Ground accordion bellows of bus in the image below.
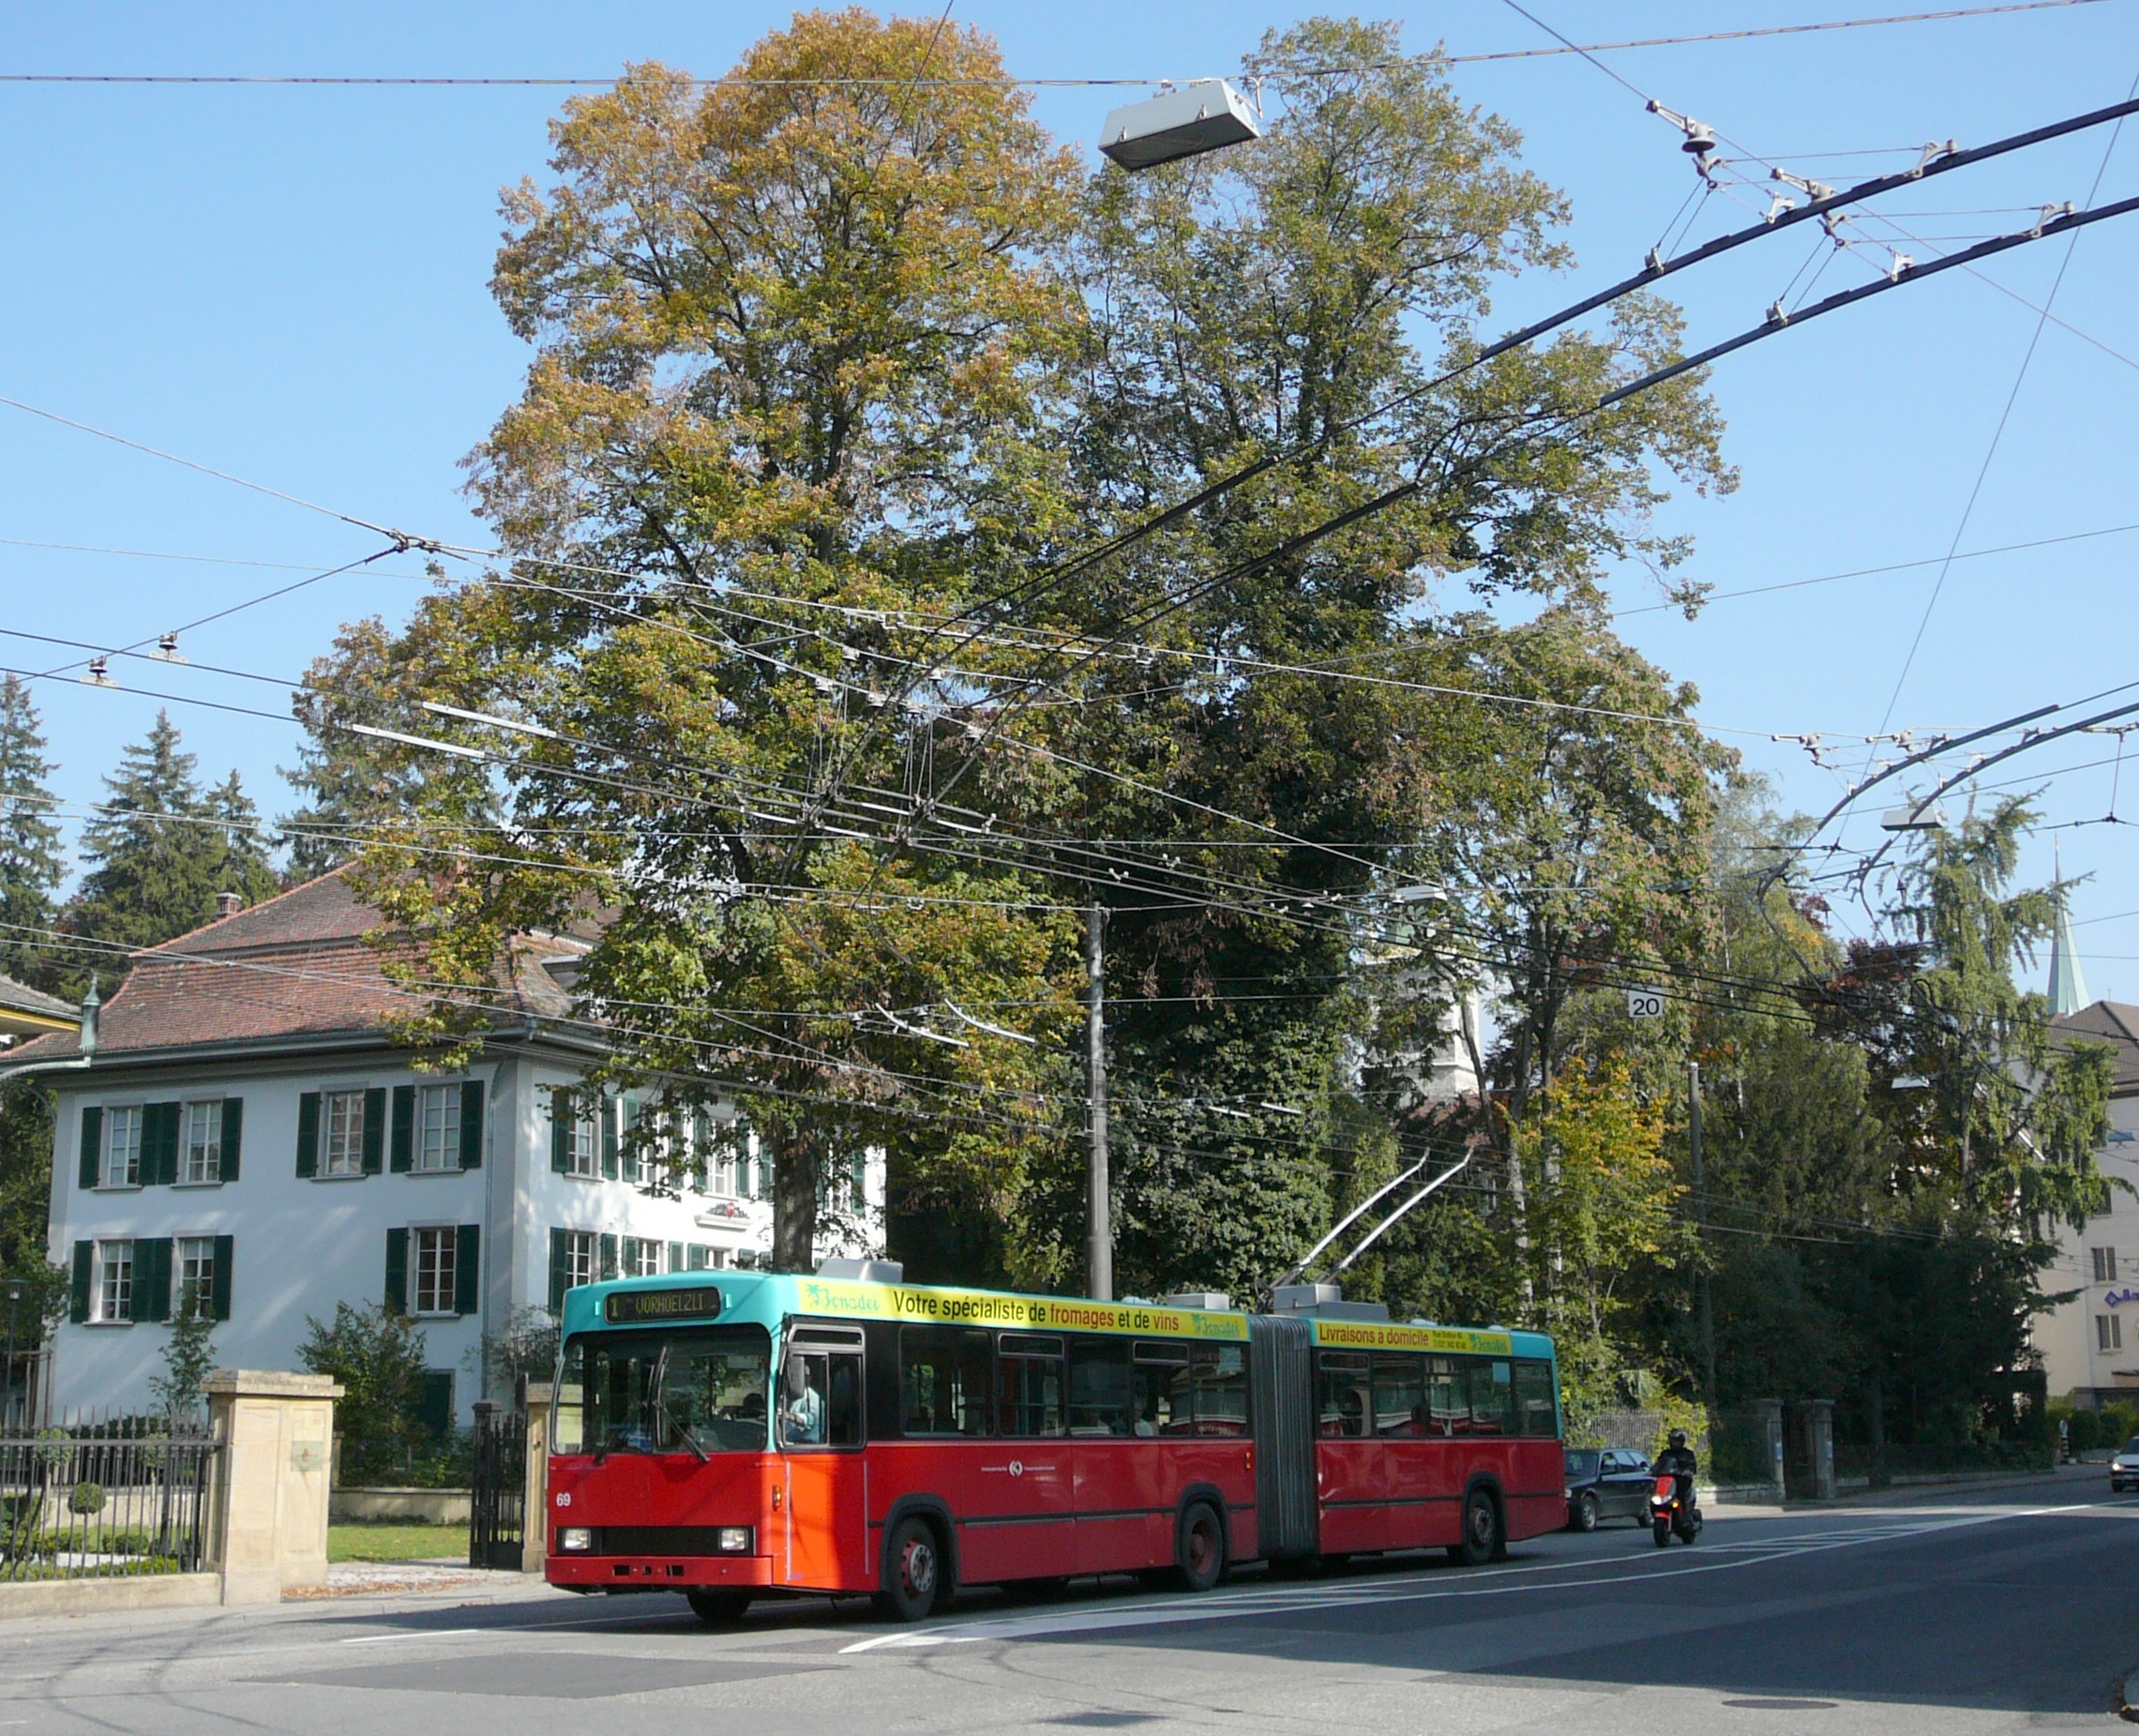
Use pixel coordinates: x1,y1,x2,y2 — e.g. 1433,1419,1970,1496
544,1264,1562,1621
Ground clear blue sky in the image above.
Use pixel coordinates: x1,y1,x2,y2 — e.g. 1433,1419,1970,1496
3,2,2135,992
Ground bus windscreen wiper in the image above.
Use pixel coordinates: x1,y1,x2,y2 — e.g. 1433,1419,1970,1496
650,1346,711,1464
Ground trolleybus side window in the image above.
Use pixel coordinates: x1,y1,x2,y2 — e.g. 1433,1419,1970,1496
1188,1343,1248,1436
1316,1351,1372,1438
997,1332,1064,1437
1512,1359,1559,1437
1469,1358,1514,1436
1068,1336,1135,1436
1372,1352,1425,1437
1424,1355,1464,1436
1131,1339,1190,1436
899,1325,992,1437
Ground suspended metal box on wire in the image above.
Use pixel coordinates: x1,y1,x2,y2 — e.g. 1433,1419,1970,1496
1098,79,1261,170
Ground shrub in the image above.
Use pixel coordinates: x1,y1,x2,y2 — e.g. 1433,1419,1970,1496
2068,1408,2103,1453
298,1302,431,1487
68,1481,104,1517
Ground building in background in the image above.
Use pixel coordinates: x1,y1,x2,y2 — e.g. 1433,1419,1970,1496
11,871,882,1424
2035,999,2139,1408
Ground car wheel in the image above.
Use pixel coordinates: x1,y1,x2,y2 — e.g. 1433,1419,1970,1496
872,1515,946,1623
1571,1491,1600,1533
1455,1487,1501,1567
685,1587,753,1624
1174,1502,1226,1593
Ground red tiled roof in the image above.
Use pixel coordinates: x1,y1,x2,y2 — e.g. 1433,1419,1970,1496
9,868,588,1062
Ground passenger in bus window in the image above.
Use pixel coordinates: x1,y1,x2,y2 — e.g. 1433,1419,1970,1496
783,1355,827,1445
1069,1338,1135,1435
1316,1352,1371,1438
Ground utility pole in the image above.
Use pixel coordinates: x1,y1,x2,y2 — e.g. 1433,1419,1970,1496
1085,899,1112,1301
1690,1060,1715,1406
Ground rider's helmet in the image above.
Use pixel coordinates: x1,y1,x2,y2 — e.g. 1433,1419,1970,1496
1667,1428,1688,1449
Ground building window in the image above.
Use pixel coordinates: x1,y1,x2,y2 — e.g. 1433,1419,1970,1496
2095,1246,2119,1283
103,1107,142,1188
175,1236,217,1319
96,1239,134,1322
622,1236,664,1278
2099,1313,2124,1353
323,1089,368,1178
564,1230,597,1290
564,1100,599,1179
414,1084,461,1174
850,1150,868,1212
412,1227,459,1317
181,1101,223,1185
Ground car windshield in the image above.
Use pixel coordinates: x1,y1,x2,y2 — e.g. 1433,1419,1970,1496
2125,1436,2139,1453
552,1325,772,1457
1564,1449,1599,1475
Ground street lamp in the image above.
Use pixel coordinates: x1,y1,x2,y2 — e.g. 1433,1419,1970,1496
1098,79,1262,170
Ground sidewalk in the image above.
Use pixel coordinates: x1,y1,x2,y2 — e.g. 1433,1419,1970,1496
1710,1458,2101,1517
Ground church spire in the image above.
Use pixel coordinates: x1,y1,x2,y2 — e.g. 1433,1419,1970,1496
2049,838,2089,1017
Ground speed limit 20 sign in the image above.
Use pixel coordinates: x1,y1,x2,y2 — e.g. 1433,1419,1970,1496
1625,989,1666,1019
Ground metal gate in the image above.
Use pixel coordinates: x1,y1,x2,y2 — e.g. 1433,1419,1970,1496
468,1400,526,1570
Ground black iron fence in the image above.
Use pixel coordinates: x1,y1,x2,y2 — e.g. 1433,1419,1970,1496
0,1412,218,1582
468,1400,526,1571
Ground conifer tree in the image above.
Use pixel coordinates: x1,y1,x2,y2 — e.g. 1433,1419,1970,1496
0,676,63,987
207,770,280,908
64,712,229,966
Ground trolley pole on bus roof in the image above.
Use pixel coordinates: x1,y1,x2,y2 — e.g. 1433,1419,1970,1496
1086,898,1113,1301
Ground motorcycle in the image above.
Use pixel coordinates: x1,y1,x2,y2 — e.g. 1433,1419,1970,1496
1649,1472,1702,1547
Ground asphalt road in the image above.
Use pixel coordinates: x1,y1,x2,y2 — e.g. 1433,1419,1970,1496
4,1467,2133,1734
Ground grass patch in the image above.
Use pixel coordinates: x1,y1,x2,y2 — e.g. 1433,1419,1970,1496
327,1521,467,1563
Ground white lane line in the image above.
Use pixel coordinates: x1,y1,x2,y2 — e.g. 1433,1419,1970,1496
339,1626,479,1645
840,1502,2091,1653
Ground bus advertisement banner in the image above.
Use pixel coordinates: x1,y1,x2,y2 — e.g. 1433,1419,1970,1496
792,1277,1249,1340
1308,1320,1514,1355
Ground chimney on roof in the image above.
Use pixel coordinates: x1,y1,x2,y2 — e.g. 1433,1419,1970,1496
215,891,245,920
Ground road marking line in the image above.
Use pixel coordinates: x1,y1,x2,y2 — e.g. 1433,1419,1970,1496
339,1626,479,1645
840,1502,2091,1653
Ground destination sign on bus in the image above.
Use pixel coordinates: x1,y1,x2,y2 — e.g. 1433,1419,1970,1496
1310,1320,1514,1355
605,1286,725,1325
794,1278,1248,1340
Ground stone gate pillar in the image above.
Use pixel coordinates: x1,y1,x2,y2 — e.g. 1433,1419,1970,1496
1757,1399,1785,1501
205,1370,343,1605
520,1381,552,1575
1806,1398,1836,1501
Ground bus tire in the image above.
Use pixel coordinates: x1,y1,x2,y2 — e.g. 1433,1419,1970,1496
874,1515,947,1623
1454,1487,1501,1567
1173,1501,1226,1593
685,1588,753,1624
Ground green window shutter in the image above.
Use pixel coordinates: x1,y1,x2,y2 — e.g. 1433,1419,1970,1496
667,1241,685,1275
219,1098,241,1181
549,1228,569,1314
295,1092,320,1178
416,1370,455,1439
144,1103,181,1186
69,1242,92,1322
455,1224,481,1316
134,1238,173,1323
598,1232,618,1281
78,1107,101,1190
459,1079,484,1170
384,1227,408,1316
362,1087,387,1175
210,1234,234,1321
600,1098,619,1180
550,1089,573,1172
388,1085,414,1173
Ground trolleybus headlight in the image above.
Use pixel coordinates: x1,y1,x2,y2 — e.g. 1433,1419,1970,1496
559,1528,594,1552
717,1526,753,1553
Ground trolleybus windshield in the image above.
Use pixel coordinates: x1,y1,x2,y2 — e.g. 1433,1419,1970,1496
554,1325,771,1457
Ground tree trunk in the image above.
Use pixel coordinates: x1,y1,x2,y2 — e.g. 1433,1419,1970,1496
772,1125,820,1272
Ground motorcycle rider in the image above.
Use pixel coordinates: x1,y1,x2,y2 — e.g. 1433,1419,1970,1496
1656,1428,1699,1508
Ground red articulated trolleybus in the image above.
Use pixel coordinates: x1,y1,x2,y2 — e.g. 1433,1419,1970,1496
546,1260,1563,1623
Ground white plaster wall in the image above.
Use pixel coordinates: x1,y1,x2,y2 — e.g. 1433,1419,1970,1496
2034,1092,2139,1401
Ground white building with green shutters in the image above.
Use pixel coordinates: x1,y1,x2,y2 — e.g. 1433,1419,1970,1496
21,870,881,1425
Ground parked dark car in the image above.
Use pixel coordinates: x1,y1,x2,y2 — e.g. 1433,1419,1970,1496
1565,1446,1657,1531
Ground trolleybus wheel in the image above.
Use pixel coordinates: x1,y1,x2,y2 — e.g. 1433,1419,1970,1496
1451,1487,1501,1567
1174,1501,1226,1593
874,1515,946,1623
685,1588,753,1624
